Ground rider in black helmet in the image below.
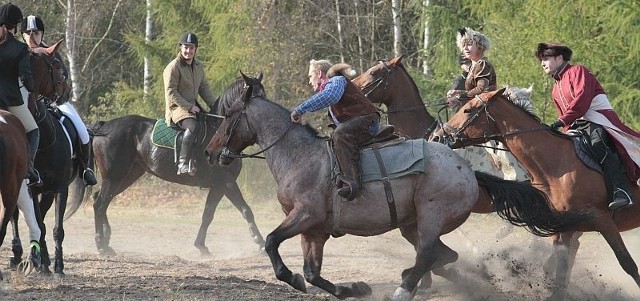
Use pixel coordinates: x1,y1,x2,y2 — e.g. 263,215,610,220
0,3,43,187
20,14,97,186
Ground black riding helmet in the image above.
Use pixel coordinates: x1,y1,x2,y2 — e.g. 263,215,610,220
0,2,23,29
179,32,198,46
21,15,44,33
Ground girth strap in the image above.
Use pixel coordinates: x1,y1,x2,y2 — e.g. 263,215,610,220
372,147,398,228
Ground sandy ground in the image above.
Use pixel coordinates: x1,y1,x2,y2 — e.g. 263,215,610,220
0,182,639,301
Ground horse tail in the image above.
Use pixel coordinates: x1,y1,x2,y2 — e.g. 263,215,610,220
88,120,108,137
65,135,95,220
475,171,591,237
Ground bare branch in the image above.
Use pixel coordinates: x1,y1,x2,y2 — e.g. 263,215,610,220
81,0,123,73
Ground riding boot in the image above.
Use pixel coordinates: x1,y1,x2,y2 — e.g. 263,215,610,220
334,145,362,201
25,129,43,187
78,142,97,186
601,151,635,211
177,129,196,176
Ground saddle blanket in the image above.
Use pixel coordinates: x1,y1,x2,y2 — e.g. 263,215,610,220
361,139,426,183
151,119,178,149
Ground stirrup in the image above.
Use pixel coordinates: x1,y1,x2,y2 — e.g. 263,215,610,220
177,162,190,175
608,188,634,211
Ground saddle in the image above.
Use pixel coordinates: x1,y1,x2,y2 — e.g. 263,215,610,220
151,118,210,164
566,130,603,174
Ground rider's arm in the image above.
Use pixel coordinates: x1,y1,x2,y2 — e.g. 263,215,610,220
18,47,34,92
293,76,346,115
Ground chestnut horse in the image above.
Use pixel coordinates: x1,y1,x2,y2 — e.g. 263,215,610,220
203,86,589,300
0,111,29,280
433,88,640,300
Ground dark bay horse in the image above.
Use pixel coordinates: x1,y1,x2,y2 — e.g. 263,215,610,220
0,111,30,280
65,72,267,257
10,40,79,277
204,88,589,300
433,88,640,300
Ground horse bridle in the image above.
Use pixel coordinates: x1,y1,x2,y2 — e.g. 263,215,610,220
219,97,293,161
439,94,548,146
360,60,394,98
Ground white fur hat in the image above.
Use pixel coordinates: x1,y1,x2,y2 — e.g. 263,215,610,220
456,27,491,52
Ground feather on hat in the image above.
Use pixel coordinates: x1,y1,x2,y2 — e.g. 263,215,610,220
456,27,491,52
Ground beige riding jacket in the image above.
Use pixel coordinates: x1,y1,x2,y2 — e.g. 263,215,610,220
163,55,216,126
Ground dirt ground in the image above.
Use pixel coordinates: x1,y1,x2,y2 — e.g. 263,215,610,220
0,180,639,301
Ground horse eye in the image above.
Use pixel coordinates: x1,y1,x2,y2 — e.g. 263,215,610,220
463,109,472,114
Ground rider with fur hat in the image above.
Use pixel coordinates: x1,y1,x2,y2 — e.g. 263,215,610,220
290,59,381,201
20,14,97,186
536,42,640,211
446,27,497,111
0,3,42,187
163,32,217,175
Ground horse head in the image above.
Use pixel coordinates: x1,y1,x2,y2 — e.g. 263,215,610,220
29,39,70,109
431,88,507,148
214,70,265,116
352,55,404,102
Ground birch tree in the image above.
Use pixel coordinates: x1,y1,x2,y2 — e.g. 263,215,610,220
391,0,401,57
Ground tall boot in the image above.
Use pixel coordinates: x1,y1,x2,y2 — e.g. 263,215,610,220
78,142,97,186
177,129,196,176
334,144,362,201
601,151,635,211
25,129,42,187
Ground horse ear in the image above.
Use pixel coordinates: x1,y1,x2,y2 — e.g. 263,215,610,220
390,55,403,65
492,87,507,99
45,39,65,56
256,71,263,82
239,70,250,83
526,84,533,94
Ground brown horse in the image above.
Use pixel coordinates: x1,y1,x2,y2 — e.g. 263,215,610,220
433,88,640,300
203,85,590,300
0,110,30,280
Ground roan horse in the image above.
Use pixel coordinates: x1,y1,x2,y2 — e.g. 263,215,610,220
0,111,30,280
432,88,640,300
10,40,79,277
65,72,267,257
204,86,590,300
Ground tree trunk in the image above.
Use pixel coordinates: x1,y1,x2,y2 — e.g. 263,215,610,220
144,0,153,101
391,0,401,57
65,0,80,102
422,0,430,75
335,0,344,63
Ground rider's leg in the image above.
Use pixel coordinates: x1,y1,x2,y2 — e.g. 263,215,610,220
58,102,96,185
589,124,634,210
177,118,197,175
332,114,379,201
8,102,42,187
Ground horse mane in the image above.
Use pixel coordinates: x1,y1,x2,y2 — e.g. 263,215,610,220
215,77,249,115
252,97,323,139
501,86,541,123
396,62,422,101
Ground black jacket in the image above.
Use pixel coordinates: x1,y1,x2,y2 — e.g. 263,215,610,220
0,34,32,108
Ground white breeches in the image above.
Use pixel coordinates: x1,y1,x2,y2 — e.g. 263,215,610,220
58,102,90,144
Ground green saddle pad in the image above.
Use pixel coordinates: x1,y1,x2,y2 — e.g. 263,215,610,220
151,119,179,149
360,139,426,183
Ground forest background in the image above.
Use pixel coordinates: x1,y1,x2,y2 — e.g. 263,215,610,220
9,0,640,200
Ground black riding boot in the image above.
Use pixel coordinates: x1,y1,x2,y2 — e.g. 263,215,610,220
334,146,362,201
601,151,635,211
79,142,97,186
177,129,196,176
26,129,42,187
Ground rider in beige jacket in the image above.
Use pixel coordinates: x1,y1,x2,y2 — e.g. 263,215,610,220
163,32,216,175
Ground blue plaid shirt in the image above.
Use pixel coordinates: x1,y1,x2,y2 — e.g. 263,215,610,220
293,76,347,116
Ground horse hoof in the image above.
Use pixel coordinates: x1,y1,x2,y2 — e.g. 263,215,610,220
39,266,53,276
196,246,211,257
388,287,412,301
352,281,372,296
8,257,22,269
98,247,117,256
53,272,66,279
291,273,306,293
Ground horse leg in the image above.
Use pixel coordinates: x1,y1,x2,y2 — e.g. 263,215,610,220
265,207,320,293
543,231,581,301
38,191,55,275
51,189,68,277
301,232,372,299
599,222,640,287
193,187,225,256
9,209,23,268
0,188,19,280
223,180,265,251
392,223,441,301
